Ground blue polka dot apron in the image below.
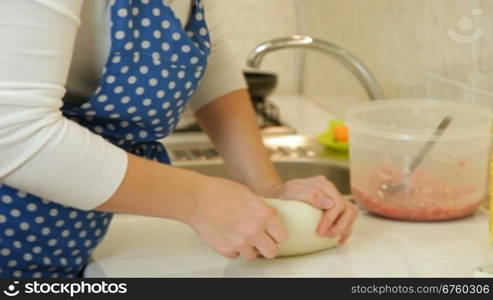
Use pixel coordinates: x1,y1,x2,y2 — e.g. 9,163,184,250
0,0,210,278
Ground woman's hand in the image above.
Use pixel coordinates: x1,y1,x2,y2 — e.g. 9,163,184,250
193,90,355,246
264,176,357,244
186,176,288,260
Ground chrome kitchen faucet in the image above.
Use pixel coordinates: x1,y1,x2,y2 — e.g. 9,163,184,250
247,35,385,100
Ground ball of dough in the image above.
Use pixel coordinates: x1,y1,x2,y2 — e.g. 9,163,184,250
264,198,340,257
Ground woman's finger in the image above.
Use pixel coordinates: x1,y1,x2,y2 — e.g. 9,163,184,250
214,241,240,259
291,176,344,210
339,228,353,245
275,181,334,209
308,176,345,205
222,251,240,259
316,200,344,236
265,215,288,244
253,233,279,259
327,204,357,237
239,246,258,261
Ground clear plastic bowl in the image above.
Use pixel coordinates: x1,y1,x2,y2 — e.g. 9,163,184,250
346,99,492,221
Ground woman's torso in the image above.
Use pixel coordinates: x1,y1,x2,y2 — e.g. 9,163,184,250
64,0,193,105
0,0,211,278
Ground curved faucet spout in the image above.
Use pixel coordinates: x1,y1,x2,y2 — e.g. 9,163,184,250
247,35,385,100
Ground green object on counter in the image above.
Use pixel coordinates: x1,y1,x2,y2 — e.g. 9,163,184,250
317,120,349,152
321,146,349,162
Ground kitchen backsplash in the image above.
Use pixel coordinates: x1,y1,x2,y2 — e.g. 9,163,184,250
209,0,304,95
301,0,493,115
210,0,493,117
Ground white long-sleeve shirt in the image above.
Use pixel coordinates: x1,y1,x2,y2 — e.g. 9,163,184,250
0,0,246,210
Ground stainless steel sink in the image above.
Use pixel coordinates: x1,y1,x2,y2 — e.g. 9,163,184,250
178,160,350,194
165,134,350,194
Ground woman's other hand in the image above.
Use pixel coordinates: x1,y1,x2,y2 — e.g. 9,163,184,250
264,176,357,244
186,176,288,260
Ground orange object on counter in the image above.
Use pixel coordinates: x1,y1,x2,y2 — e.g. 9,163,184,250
333,125,349,142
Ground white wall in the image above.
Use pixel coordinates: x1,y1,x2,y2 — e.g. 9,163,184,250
210,0,304,95
301,0,493,116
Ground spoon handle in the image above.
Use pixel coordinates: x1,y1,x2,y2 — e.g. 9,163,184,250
407,116,453,173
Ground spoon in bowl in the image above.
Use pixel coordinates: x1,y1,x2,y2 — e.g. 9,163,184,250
379,116,453,195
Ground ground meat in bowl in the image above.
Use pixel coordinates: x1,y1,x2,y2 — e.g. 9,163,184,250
351,167,484,221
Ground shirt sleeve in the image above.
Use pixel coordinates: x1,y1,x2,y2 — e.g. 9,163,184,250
187,0,248,112
0,0,128,210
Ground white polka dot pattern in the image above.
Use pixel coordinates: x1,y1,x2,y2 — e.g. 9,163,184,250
62,0,210,151
1,0,210,278
0,185,112,278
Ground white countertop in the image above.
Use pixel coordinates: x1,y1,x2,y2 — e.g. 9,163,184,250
84,207,493,278
85,95,493,277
